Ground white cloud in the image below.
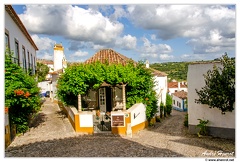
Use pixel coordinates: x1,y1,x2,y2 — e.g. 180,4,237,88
127,5,235,55
31,34,56,51
180,53,225,61
115,34,137,50
140,37,174,62
159,54,174,60
109,5,127,21
72,51,88,57
31,35,55,60
150,34,156,40
141,37,172,54
186,29,235,54
39,52,53,60
68,50,89,62
19,5,124,45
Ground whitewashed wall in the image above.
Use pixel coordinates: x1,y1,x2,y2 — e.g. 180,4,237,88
5,10,37,74
153,76,167,116
172,95,184,111
127,103,146,127
154,76,167,105
38,81,50,94
169,87,188,94
54,49,64,71
187,63,235,139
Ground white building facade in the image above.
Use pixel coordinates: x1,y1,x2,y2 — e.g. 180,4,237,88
5,5,38,75
168,81,188,95
146,61,168,116
187,62,235,140
172,91,187,112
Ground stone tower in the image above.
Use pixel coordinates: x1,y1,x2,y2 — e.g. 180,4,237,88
53,43,66,71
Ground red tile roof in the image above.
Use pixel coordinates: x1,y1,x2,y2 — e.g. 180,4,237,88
168,82,187,88
84,49,136,65
37,59,53,65
84,49,167,76
172,91,188,99
150,68,167,77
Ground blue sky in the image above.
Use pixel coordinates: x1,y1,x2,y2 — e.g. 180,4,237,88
10,4,236,63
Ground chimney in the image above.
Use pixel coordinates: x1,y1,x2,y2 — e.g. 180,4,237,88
178,82,180,91
146,60,149,68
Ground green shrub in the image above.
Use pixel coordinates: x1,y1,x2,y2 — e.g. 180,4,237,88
196,118,209,137
160,102,164,118
156,116,161,122
5,50,41,133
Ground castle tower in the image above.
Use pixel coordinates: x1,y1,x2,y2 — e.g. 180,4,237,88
53,43,65,71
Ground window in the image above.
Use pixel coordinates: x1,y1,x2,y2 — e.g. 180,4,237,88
173,100,175,105
27,51,30,69
114,86,123,101
14,39,19,65
5,29,10,51
22,46,27,72
5,33,10,49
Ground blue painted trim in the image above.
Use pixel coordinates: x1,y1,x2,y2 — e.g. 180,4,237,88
172,106,184,112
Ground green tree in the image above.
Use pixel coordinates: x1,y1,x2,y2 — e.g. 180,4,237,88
160,102,164,118
36,62,49,82
166,93,172,115
57,61,158,120
195,53,235,114
5,50,41,133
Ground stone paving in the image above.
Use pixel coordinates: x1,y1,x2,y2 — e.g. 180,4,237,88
5,99,235,158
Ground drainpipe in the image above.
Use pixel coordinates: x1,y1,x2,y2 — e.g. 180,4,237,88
78,94,82,112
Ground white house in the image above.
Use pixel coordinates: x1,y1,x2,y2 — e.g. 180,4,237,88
187,62,235,140
4,5,38,148
172,91,187,112
146,62,168,110
5,5,38,75
168,81,188,94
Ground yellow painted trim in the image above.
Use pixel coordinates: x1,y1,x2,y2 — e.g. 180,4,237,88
77,115,94,134
78,127,94,134
68,113,75,130
132,122,147,134
5,125,11,148
54,47,64,51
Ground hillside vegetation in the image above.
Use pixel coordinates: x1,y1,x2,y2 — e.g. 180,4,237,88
150,62,190,81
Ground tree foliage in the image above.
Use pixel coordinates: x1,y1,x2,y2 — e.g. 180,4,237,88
195,53,235,114
150,62,190,81
166,93,172,115
36,62,49,82
5,50,41,133
57,61,158,120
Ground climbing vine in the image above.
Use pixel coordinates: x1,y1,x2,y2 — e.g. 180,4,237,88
57,61,158,120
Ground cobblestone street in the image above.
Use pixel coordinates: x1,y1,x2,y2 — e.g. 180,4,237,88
5,99,235,158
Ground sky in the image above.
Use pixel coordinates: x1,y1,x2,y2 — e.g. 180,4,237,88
8,3,236,63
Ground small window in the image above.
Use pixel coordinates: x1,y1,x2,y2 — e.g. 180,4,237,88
5,33,10,49
14,39,19,65
22,46,27,72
